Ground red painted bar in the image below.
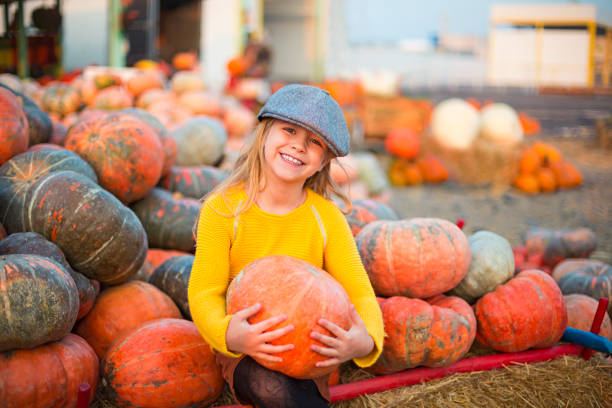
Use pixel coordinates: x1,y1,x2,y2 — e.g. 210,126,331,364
581,297,610,360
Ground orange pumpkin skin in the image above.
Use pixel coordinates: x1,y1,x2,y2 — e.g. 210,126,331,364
75,280,181,359
474,269,567,352
385,128,420,160
552,258,605,282
416,154,448,183
557,263,612,317
226,255,352,379
513,173,539,194
564,294,612,341
368,295,476,374
355,218,471,298
519,147,540,174
125,71,164,97
343,198,399,236
0,334,99,408
536,167,557,192
172,52,198,71
101,318,223,408
0,87,29,165
92,86,133,110
41,84,82,116
65,112,163,203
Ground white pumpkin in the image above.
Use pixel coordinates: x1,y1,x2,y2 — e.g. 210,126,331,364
170,71,206,95
479,103,524,146
449,230,514,303
431,98,479,150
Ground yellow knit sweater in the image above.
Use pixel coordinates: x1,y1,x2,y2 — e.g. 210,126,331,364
188,187,384,368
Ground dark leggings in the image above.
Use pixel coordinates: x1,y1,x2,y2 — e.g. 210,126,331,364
233,356,329,408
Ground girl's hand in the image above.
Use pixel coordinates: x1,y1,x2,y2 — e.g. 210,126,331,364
226,303,295,363
310,305,374,367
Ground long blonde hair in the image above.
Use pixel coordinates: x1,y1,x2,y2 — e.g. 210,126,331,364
198,118,352,219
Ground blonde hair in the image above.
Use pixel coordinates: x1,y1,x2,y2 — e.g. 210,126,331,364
195,118,352,226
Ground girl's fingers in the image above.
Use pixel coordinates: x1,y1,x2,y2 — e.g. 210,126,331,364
259,324,294,342
252,352,283,363
253,314,288,332
315,357,340,368
258,342,294,354
310,344,339,357
311,330,341,348
236,303,261,319
317,319,346,339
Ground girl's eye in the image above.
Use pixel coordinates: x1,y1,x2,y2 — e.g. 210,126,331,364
310,138,322,146
283,127,296,134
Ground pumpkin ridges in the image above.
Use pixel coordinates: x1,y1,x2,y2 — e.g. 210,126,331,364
101,318,223,408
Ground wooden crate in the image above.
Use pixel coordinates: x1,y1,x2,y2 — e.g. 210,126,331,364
359,95,432,139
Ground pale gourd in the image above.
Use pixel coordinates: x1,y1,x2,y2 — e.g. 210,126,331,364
449,230,514,303
431,98,479,150
479,103,524,146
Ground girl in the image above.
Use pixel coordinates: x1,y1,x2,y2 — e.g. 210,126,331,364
188,84,384,408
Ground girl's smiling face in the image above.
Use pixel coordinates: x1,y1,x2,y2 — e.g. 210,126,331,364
262,120,330,187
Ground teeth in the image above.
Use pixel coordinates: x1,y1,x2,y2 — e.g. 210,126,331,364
281,153,303,165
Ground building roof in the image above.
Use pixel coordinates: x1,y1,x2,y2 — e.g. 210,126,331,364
490,3,612,28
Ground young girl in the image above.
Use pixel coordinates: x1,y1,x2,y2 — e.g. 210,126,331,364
188,84,384,408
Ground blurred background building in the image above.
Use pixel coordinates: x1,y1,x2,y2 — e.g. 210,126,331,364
0,0,610,90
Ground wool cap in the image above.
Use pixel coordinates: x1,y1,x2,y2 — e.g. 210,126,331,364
257,84,350,156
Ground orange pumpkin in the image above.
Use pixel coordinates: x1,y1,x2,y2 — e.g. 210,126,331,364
0,334,99,408
227,56,250,77
403,162,423,185
172,52,198,71
65,112,163,203
474,269,567,352
0,87,29,165
416,154,448,183
552,258,605,283
532,141,562,165
388,159,409,186
385,128,420,160
564,294,612,341
226,255,352,379
101,318,223,408
125,71,164,97
513,173,539,194
536,167,557,192
93,73,122,90
40,84,82,117
355,218,471,298
519,147,540,174
75,280,181,359
92,86,133,110
368,294,476,374
518,112,541,135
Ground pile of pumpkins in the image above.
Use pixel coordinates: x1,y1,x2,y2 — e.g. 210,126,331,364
385,128,450,186
1,69,610,407
513,141,583,194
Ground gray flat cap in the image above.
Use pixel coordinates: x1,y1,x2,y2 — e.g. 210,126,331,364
257,84,350,156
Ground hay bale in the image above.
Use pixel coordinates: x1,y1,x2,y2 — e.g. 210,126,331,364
423,132,524,189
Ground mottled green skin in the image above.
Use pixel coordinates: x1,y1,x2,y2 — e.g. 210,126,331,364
150,255,194,319
0,254,79,351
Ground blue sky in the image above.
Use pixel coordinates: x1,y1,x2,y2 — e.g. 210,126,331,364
345,0,612,43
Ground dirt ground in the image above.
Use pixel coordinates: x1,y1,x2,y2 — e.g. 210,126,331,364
386,89,612,261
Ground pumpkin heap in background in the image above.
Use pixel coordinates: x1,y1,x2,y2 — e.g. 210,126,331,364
386,127,449,186
514,141,583,194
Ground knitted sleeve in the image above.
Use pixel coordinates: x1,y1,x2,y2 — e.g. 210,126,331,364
187,197,242,357
322,205,384,367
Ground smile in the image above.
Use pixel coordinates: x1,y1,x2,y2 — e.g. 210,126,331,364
280,153,304,166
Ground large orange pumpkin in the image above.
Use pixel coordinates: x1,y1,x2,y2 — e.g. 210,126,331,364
0,334,99,408
65,112,163,203
368,294,476,374
75,280,181,359
474,269,567,352
125,71,164,97
101,318,223,408
384,128,420,159
0,87,29,165
172,52,198,71
355,218,471,298
226,255,352,379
